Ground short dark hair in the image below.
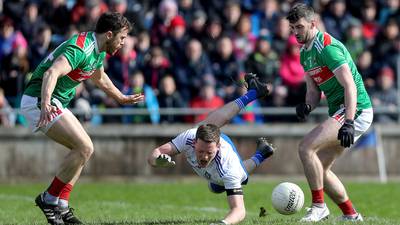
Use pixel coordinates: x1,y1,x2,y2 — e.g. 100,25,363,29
95,12,132,34
286,3,315,24
196,124,220,144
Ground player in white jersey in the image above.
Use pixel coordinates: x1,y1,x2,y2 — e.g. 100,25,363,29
148,74,275,225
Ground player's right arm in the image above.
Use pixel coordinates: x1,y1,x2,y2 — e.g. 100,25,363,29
304,74,321,110
37,55,72,127
148,142,179,167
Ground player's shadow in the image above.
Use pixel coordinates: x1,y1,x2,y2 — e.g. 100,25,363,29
86,218,216,225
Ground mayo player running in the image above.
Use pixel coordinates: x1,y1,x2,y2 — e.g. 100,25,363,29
21,12,143,225
148,74,275,225
286,4,373,222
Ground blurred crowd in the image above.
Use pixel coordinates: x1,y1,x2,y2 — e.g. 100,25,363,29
0,0,399,126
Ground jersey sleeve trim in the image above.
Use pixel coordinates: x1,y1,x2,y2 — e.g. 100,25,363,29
332,62,347,73
170,140,181,153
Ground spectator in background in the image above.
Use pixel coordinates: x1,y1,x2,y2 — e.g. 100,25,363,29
272,16,291,55
76,0,108,31
1,40,29,107
202,15,223,54
178,0,203,25
372,18,399,63
29,25,52,70
232,15,257,61
250,0,280,37
106,35,136,92
322,0,354,41
381,35,400,79
141,46,171,91
40,0,71,35
360,0,379,47
370,66,398,123
187,10,207,41
357,50,376,91
109,0,146,34
0,16,27,63
211,36,241,101
123,71,160,124
245,34,280,86
175,39,213,102
135,31,151,69
162,15,188,68
20,1,45,42
279,35,305,106
378,0,400,26
222,0,242,36
189,80,224,123
150,0,178,45
157,75,185,123
0,88,14,127
344,18,365,60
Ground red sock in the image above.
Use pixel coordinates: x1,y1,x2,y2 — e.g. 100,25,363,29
311,189,324,204
47,177,67,197
59,183,73,201
338,199,357,215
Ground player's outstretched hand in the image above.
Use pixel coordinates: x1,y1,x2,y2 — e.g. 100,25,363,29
155,154,176,168
296,103,312,122
37,103,59,128
337,119,355,148
119,93,145,105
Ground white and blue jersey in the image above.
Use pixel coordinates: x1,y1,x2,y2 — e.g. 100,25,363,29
171,128,248,189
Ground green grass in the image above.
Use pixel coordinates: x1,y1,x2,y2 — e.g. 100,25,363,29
0,179,398,225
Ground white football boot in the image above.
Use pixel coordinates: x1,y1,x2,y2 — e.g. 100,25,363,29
340,213,364,222
300,203,330,222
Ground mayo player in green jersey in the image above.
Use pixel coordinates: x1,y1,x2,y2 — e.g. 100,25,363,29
287,4,373,222
20,12,143,225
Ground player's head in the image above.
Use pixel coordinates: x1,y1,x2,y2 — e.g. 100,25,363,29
95,12,132,55
286,3,316,44
195,124,221,168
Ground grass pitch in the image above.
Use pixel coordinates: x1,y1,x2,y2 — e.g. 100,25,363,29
0,178,398,225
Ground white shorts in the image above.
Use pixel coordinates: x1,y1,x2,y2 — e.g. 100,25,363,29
20,95,69,133
332,108,373,142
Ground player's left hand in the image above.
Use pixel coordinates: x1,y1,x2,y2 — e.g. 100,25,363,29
119,94,144,105
337,119,355,148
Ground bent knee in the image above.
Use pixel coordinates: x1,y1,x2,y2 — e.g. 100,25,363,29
76,142,94,162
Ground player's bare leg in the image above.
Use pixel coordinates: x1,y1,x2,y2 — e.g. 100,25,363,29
298,118,341,222
36,111,91,225
318,147,363,221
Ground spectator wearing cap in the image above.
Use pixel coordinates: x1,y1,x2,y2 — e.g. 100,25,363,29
279,35,305,106
210,36,241,101
162,15,188,68
322,0,355,41
370,66,398,123
174,39,213,102
189,79,224,123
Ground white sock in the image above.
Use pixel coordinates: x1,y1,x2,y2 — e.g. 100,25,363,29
58,199,69,209
44,191,59,206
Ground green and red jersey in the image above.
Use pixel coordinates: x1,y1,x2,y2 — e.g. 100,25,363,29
300,31,372,116
24,31,106,107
